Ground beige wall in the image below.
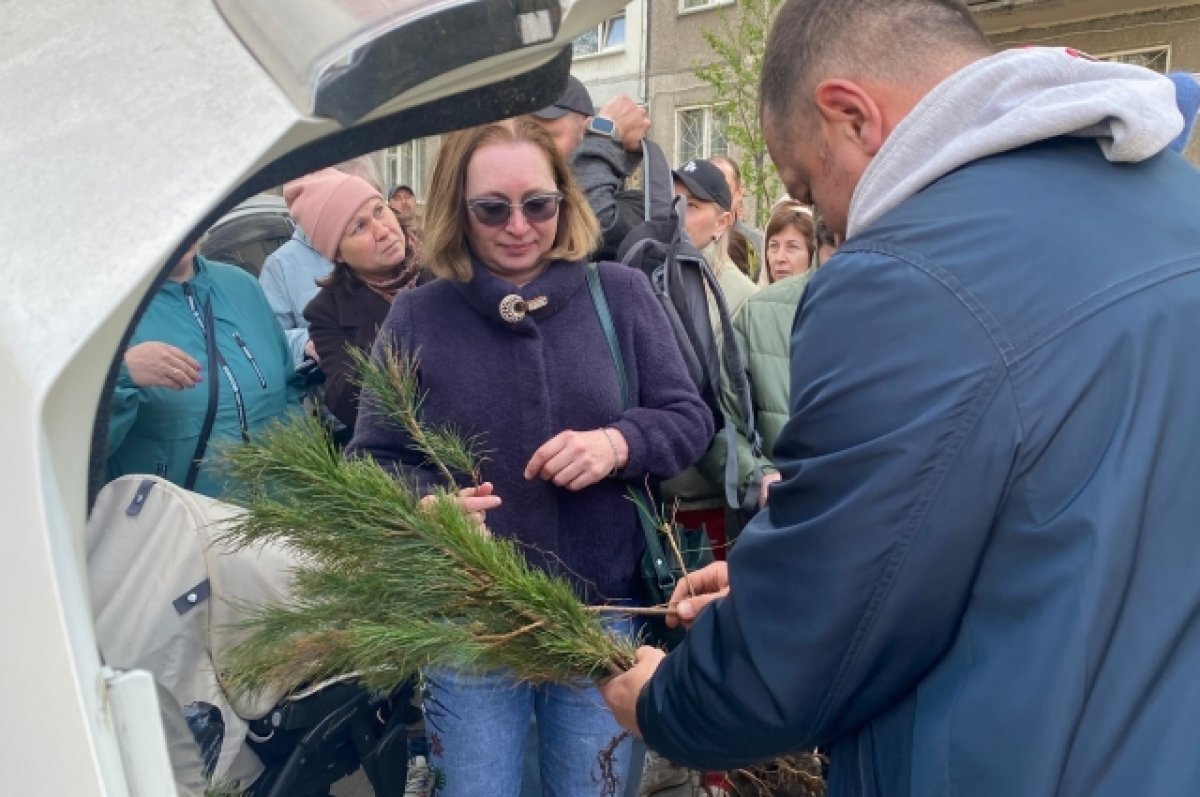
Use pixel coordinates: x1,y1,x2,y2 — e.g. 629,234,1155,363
647,1,734,167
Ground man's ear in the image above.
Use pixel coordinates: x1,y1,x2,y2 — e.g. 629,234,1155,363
812,79,886,157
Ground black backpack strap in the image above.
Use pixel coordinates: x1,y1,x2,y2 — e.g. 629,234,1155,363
184,298,220,491
680,218,764,514
640,139,677,223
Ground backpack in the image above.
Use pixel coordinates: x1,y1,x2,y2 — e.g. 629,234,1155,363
614,139,765,520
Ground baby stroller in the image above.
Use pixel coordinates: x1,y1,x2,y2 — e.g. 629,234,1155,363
86,474,418,796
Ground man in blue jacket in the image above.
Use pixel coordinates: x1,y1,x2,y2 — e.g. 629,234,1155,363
601,1,1200,795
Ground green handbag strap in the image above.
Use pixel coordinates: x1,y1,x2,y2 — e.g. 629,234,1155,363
584,264,673,592
585,264,629,411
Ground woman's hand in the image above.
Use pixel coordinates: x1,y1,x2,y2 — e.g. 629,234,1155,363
420,482,502,535
666,561,730,629
124,342,202,389
524,428,628,491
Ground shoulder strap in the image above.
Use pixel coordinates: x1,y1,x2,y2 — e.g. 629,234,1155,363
586,265,673,581
585,264,630,411
640,138,676,224
184,299,220,491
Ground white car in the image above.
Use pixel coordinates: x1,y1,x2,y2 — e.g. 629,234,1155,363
0,1,626,794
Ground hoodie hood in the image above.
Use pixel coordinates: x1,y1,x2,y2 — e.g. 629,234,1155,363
848,47,1183,238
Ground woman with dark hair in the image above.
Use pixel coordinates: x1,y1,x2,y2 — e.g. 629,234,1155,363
760,201,816,286
348,116,712,796
285,168,422,438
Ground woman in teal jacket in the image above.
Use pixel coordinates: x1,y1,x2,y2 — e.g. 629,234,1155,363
106,246,301,498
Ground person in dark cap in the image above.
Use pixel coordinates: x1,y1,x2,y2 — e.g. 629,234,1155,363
388,184,417,221
530,75,652,261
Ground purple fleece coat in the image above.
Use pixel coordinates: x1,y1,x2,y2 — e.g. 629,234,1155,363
347,257,713,603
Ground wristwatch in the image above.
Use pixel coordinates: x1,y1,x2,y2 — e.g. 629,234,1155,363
586,116,619,142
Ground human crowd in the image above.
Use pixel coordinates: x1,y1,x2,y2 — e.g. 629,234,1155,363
103,0,1200,796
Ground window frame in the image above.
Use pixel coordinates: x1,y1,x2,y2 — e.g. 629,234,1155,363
678,0,735,16
572,12,627,60
385,137,431,201
675,104,730,164
1097,44,1171,74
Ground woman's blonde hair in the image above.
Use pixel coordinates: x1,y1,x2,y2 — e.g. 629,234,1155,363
422,117,599,282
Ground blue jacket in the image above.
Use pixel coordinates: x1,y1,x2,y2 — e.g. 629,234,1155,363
638,138,1200,796
108,257,302,498
258,227,334,368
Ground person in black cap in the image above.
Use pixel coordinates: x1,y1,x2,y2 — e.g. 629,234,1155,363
530,75,652,261
672,157,734,251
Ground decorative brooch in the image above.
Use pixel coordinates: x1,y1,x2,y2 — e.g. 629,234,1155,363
498,294,549,323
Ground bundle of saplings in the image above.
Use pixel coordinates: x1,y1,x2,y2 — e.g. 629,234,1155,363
217,346,824,797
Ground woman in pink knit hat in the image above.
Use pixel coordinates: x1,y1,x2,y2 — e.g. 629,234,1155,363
284,168,421,441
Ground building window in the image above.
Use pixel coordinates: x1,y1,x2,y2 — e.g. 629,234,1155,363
573,13,626,58
680,0,734,12
676,106,729,164
1099,46,1170,74
385,138,430,200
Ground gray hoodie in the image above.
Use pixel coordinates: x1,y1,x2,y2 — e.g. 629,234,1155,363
849,47,1183,238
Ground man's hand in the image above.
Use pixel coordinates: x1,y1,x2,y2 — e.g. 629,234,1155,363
524,428,628,491
599,645,666,735
758,470,782,509
596,95,651,153
667,561,729,629
304,338,320,363
124,341,202,389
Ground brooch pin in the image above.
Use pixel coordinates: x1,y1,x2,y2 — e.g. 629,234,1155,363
498,294,549,323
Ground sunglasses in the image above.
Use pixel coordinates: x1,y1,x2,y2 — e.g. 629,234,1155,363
466,192,563,227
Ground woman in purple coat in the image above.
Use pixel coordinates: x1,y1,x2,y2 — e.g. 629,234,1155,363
348,116,713,796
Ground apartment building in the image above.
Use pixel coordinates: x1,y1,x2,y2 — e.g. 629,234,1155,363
387,0,1200,205
642,0,1200,184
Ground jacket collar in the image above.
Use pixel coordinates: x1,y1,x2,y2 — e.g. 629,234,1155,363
334,271,391,327
452,254,587,333
159,254,215,300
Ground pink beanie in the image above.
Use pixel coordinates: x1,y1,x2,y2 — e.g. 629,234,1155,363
283,168,380,263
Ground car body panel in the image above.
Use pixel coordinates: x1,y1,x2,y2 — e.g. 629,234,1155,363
0,0,627,792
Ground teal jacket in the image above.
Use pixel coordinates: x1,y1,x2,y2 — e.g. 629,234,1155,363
697,274,808,503
107,256,301,498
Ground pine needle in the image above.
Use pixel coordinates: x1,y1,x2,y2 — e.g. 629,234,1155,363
214,347,637,704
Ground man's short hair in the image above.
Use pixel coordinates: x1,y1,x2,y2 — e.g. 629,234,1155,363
390,185,415,199
761,0,990,134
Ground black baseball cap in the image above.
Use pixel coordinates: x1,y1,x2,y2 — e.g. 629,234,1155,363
532,75,594,120
672,158,733,212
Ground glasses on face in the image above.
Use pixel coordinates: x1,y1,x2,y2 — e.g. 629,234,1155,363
465,192,563,227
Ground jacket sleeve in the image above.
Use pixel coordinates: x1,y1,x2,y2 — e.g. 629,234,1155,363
303,292,360,431
609,269,715,481
106,362,141,457
259,253,309,368
571,136,642,253
344,295,441,494
637,248,1021,770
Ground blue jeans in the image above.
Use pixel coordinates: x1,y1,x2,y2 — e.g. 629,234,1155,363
423,621,633,797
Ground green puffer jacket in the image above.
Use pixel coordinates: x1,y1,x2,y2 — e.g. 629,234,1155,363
697,274,808,503
106,256,302,498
